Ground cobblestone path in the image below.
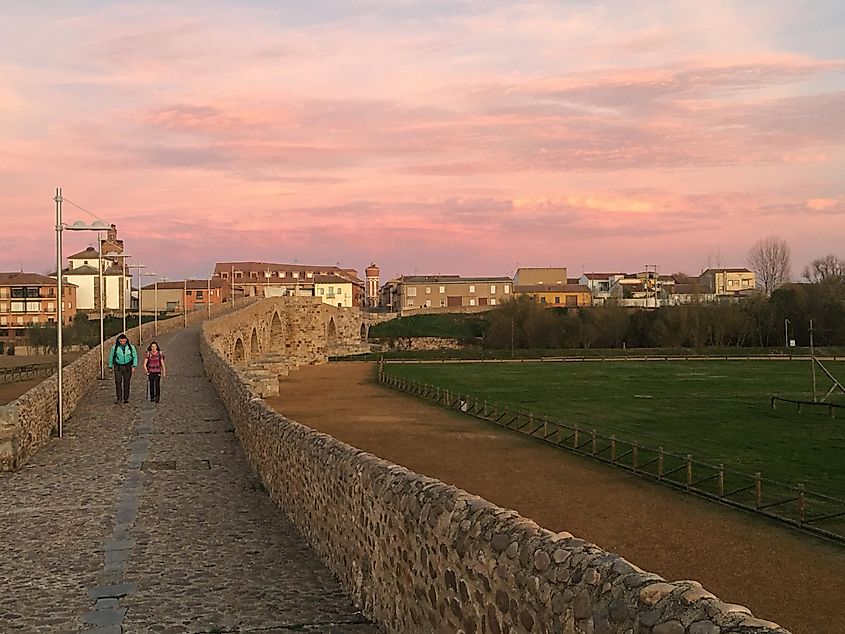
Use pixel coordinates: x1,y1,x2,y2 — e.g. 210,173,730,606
0,326,378,634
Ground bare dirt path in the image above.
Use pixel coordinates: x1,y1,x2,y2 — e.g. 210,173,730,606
268,361,845,634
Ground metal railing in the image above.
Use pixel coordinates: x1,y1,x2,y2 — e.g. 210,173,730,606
378,367,845,544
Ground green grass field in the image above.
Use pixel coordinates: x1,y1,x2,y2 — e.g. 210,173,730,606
385,360,845,498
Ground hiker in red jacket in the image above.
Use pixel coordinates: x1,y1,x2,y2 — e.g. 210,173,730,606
143,341,167,403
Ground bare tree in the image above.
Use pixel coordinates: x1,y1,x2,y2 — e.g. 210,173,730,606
747,236,791,294
802,254,845,283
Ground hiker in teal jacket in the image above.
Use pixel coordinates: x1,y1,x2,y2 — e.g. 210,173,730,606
108,333,138,404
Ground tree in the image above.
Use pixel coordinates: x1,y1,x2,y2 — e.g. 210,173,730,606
802,254,845,283
747,236,791,294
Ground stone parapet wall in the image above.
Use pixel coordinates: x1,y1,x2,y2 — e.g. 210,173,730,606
0,302,238,471
199,307,790,634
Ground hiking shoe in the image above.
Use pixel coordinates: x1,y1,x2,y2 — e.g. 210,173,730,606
115,398,121,404
123,400,129,404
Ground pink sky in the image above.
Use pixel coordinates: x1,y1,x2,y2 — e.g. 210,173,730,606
1,1,844,282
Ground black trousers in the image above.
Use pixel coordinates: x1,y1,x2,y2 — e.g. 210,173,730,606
148,373,162,401
114,364,132,401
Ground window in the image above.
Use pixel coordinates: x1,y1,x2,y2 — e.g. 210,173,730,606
306,272,313,278
0,317,6,325
406,298,415,307
439,299,446,307
47,302,55,312
0,302,6,312
469,285,476,293
539,297,546,304
31,316,39,324
469,298,476,306
318,288,324,295
490,299,497,306
439,286,445,294
504,285,510,294
11,301,24,312
293,272,299,278
186,290,193,296
336,287,342,294
555,296,560,304
195,291,203,299
222,272,229,279
426,287,431,294
407,287,417,297
490,285,496,294
424,300,432,308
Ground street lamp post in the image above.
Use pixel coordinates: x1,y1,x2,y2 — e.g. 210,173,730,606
183,278,188,328
112,252,132,335
784,318,790,348
54,188,110,437
207,277,212,318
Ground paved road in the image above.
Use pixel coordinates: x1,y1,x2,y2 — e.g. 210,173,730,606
0,326,377,633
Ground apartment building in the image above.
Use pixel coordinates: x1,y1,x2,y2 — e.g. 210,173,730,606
579,273,626,305
213,262,364,306
0,272,77,344
699,268,757,296
381,275,513,315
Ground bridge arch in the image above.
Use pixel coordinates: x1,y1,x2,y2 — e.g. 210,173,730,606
270,311,284,351
250,327,259,357
233,337,245,366
326,317,337,345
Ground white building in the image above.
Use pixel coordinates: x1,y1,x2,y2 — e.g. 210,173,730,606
314,274,353,307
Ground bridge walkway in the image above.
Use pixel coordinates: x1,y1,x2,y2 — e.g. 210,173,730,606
0,325,378,634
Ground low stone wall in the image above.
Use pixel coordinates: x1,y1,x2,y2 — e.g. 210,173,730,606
200,314,789,634
0,303,237,471
377,336,471,351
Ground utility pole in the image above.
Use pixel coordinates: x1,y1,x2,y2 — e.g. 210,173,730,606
183,278,188,328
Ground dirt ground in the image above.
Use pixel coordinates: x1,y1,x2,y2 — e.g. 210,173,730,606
0,378,47,405
267,362,845,634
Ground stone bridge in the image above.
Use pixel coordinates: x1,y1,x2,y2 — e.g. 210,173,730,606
0,299,791,634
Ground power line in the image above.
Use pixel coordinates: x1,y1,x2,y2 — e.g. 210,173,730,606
62,197,107,223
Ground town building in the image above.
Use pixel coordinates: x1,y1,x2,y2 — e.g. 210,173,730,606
699,268,757,297
139,279,230,314
314,275,354,308
0,272,77,345
513,267,568,286
514,283,592,307
381,275,513,316
579,273,626,305
213,262,364,306
59,224,131,314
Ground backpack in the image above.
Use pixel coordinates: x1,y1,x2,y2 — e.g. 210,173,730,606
110,342,136,366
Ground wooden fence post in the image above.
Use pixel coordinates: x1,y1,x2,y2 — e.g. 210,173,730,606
798,484,805,523
573,427,579,449
591,430,597,456
718,464,724,497
611,435,617,463
686,454,692,488
658,447,664,479
632,443,638,471
754,473,762,509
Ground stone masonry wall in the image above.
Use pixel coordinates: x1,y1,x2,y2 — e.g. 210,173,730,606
378,336,470,351
0,302,238,471
199,304,790,634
